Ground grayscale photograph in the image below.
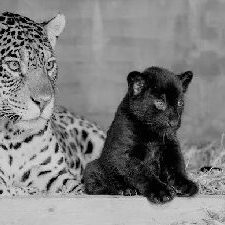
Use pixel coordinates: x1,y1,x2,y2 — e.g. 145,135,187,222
0,0,224,224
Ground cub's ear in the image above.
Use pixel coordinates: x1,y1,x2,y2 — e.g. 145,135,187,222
42,14,66,48
178,71,193,92
127,71,145,96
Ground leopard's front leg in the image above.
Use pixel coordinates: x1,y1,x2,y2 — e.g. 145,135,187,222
0,180,10,196
60,178,83,194
44,169,84,195
16,165,84,196
0,179,31,196
5,185,41,196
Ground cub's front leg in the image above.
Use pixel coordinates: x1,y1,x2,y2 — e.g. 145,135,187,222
126,157,176,204
163,138,198,197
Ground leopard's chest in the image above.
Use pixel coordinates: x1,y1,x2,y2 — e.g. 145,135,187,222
0,131,65,186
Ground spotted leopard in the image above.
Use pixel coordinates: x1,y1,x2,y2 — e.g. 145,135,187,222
0,12,105,196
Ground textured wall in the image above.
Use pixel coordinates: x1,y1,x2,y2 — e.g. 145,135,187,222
0,0,225,144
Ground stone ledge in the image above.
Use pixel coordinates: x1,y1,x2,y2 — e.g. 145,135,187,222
0,195,224,225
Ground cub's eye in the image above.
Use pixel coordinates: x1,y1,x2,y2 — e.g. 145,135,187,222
154,99,166,111
178,100,184,107
6,61,20,72
46,60,56,71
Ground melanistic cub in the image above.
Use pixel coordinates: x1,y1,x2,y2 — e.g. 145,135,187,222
83,67,198,204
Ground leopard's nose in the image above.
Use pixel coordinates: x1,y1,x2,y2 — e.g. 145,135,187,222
31,97,50,112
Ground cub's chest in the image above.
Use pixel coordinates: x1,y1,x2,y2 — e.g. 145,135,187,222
129,142,163,161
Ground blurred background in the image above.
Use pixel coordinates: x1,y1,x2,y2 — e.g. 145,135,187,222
1,0,225,145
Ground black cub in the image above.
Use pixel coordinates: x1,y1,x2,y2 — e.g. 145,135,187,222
83,67,198,204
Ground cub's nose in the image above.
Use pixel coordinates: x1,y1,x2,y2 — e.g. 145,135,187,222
168,120,178,127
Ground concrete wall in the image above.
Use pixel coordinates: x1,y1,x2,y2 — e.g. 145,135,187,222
1,0,225,144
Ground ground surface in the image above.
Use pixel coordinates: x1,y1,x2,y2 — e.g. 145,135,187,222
0,195,224,225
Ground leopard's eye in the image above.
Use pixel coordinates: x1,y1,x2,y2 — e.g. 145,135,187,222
154,99,166,111
178,99,184,107
46,60,56,71
6,60,20,72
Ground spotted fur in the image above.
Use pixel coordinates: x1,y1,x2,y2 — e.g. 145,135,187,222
0,12,105,196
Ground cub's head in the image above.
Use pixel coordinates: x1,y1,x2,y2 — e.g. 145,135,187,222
0,12,65,130
127,66,193,134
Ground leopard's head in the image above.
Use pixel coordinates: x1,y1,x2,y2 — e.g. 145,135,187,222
0,12,65,131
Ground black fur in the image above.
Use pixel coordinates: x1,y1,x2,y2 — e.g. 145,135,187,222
83,67,198,204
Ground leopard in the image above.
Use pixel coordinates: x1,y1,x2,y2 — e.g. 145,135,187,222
0,12,105,196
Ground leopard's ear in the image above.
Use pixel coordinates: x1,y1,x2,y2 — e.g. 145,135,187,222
42,14,66,48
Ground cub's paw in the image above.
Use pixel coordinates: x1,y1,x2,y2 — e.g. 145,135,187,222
145,183,175,204
175,178,198,197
